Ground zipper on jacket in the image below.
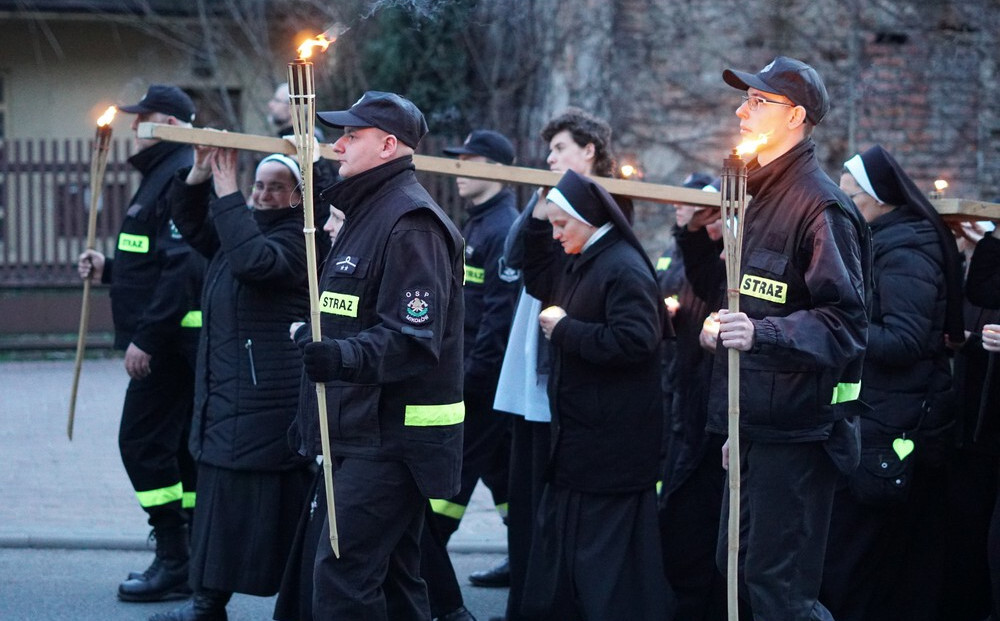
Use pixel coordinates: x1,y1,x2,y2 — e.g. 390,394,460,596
245,339,258,386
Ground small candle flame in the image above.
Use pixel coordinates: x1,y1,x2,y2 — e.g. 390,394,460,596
97,106,117,127
297,34,334,60
934,179,949,192
734,132,772,156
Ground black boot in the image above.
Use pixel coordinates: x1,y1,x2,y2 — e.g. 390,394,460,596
148,589,231,621
118,527,192,602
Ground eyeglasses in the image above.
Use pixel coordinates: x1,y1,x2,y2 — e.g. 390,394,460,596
741,94,795,112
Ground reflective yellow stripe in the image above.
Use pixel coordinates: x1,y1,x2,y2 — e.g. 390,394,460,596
831,382,862,404
656,256,671,271
495,502,509,519
320,291,360,318
404,401,465,426
182,492,196,509
135,482,183,508
464,264,485,284
180,310,202,328
117,233,150,253
740,274,788,304
429,498,467,520
655,480,663,495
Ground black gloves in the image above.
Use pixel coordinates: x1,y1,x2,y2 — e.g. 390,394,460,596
303,338,343,383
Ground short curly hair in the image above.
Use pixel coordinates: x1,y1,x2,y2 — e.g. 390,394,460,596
540,107,616,178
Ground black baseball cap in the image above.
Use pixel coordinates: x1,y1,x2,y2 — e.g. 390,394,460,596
317,91,428,149
723,56,830,125
119,84,196,122
443,130,515,165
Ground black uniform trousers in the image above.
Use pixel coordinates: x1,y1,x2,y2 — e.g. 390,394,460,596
505,417,551,621
718,439,838,621
118,348,196,532
422,386,511,616
429,385,511,536
659,432,728,621
313,457,431,621
522,483,673,620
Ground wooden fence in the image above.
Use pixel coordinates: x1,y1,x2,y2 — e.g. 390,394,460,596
0,136,474,287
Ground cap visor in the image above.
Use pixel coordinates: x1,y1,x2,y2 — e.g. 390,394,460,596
316,110,370,129
117,103,151,114
723,68,773,95
442,146,475,156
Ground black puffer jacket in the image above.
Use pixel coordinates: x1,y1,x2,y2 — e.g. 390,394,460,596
169,174,310,471
861,207,952,436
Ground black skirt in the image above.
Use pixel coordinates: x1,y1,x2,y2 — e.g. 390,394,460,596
190,462,313,596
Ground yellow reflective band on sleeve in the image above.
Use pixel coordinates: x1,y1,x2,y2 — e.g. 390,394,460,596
495,502,509,520
831,382,862,404
740,274,788,304
404,401,465,426
180,311,202,328
320,291,360,318
655,480,663,495
464,264,485,285
182,491,196,509
429,498,467,520
656,257,671,271
135,482,183,508
117,232,150,253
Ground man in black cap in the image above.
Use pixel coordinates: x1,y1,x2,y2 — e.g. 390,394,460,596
292,90,466,620
680,56,871,620
419,130,520,621
77,83,203,603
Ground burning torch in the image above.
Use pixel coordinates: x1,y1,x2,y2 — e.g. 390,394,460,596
68,106,116,440
287,32,341,557
721,132,765,621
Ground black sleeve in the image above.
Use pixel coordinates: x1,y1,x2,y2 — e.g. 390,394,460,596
210,193,308,287
675,225,725,307
550,259,663,366
521,217,563,304
167,168,219,259
465,223,520,384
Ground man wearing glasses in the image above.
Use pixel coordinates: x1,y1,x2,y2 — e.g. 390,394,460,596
680,56,871,621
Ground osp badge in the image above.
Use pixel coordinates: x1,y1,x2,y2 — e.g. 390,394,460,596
402,289,433,325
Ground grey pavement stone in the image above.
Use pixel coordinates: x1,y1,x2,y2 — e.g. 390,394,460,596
0,358,507,554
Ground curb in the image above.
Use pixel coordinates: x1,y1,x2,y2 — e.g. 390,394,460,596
0,534,507,555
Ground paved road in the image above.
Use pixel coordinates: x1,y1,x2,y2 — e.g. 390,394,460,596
0,357,508,620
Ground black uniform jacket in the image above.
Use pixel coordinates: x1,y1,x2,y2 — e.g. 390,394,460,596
462,188,520,389
523,220,664,493
295,157,466,499
861,208,952,438
103,141,202,355
682,139,871,442
169,175,311,471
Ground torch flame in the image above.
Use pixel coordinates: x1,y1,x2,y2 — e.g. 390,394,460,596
734,132,772,157
97,106,117,127
297,34,334,60
934,179,949,192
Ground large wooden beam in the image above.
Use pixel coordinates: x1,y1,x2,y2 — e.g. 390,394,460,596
137,122,1000,218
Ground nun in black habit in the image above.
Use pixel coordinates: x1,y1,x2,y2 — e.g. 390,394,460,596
518,169,675,620
820,144,965,621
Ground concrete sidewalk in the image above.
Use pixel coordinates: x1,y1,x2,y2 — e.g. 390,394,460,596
0,357,507,553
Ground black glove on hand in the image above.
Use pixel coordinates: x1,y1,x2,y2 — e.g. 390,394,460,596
303,338,343,383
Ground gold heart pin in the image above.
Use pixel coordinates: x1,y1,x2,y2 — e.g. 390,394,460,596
892,437,915,461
